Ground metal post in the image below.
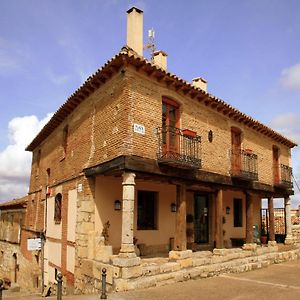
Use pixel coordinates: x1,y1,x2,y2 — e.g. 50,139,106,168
100,268,107,299
56,273,62,300
0,279,3,300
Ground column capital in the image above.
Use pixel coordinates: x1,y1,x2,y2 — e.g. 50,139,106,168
122,172,136,186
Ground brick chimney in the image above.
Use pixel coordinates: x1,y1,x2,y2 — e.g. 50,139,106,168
127,7,143,56
153,50,168,70
192,77,207,92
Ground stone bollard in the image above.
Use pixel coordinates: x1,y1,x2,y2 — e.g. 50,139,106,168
56,273,63,300
100,268,107,299
0,279,3,300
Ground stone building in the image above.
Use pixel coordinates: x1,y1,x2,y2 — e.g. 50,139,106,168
1,6,298,294
0,197,41,290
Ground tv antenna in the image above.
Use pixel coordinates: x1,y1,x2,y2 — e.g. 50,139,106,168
144,28,156,61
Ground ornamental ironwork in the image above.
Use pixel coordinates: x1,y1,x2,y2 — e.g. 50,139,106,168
156,126,201,169
231,149,258,181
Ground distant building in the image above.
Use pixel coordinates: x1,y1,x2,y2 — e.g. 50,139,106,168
0,6,298,294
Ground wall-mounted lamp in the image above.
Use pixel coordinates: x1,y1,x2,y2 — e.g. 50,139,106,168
208,130,213,143
114,200,121,211
226,206,230,215
171,202,177,212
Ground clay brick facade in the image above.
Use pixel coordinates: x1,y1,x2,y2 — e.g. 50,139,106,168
1,6,297,295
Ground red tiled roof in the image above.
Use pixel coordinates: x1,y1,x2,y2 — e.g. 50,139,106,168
25,46,297,151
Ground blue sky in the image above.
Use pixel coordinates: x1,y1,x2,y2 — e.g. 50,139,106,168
0,0,299,206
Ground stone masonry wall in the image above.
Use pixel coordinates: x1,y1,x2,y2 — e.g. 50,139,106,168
0,241,40,291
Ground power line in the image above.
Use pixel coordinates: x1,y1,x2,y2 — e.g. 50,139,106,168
292,173,300,193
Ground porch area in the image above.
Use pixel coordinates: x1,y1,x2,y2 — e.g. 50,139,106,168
78,157,296,293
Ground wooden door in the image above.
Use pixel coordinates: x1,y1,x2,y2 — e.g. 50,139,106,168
162,100,179,156
231,128,241,175
194,194,209,243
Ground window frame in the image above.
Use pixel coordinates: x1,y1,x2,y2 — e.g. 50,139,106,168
137,190,158,230
54,193,62,224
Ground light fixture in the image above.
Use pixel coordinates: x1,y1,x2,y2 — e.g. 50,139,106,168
208,130,213,143
114,200,121,211
226,206,230,215
171,202,177,212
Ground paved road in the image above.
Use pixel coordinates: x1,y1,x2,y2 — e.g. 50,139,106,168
3,259,300,299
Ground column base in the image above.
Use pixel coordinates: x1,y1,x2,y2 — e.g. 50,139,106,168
112,255,141,267
284,235,294,245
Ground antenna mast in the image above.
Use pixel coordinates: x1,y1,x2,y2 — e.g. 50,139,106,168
145,28,156,61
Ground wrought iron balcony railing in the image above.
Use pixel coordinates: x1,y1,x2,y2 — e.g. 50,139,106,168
274,164,293,188
156,126,201,169
231,149,258,181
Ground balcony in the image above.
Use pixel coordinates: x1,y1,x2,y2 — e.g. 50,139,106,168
274,164,293,188
156,126,201,169
231,149,258,181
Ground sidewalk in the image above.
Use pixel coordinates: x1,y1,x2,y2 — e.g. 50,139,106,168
3,259,300,299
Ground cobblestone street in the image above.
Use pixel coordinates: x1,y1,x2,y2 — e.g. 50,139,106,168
2,259,300,300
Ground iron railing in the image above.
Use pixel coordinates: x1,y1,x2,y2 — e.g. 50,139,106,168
274,164,293,188
156,126,201,169
231,149,258,181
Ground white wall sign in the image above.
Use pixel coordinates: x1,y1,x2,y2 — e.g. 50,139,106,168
133,123,145,135
27,238,42,251
77,183,83,193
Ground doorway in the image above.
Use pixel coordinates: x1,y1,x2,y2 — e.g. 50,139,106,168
194,194,209,243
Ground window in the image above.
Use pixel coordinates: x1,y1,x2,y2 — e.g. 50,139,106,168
54,193,62,223
231,127,242,175
63,125,69,154
234,198,243,227
162,99,180,154
137,191,158,230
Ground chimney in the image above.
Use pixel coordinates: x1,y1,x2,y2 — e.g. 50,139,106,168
127,7,143,56
153,50,168,70
192,77,207,92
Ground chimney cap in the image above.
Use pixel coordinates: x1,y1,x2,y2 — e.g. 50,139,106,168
192,77,207,84
127,6,143,14
153,50,168,57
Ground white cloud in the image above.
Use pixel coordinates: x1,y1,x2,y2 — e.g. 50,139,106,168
280,63,300,91
0,114,52,202
269,113,300,145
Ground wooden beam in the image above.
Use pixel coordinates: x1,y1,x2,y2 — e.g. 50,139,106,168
215,189,224,248
268,197,275,241
174,184,187,251
245,192,254,243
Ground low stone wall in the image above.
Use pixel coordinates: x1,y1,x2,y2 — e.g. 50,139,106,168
73,242,300,294
113,244,300,292
0,241,40,291
292,225,300,245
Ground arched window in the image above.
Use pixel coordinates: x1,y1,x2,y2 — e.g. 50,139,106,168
54,193,62,223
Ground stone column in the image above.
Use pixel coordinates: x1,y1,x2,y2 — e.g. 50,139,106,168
215,189,223,249
174,184,187,251
268,197,275,242
113,172,140,267
284,196,293,244
119,172,136,256
245,192,254,244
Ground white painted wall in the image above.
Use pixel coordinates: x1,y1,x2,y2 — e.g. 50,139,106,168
67,189,77,242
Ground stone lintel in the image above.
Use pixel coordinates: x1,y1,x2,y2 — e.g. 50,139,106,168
169,250,192,260
242,243,257,251
268,241,277,247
